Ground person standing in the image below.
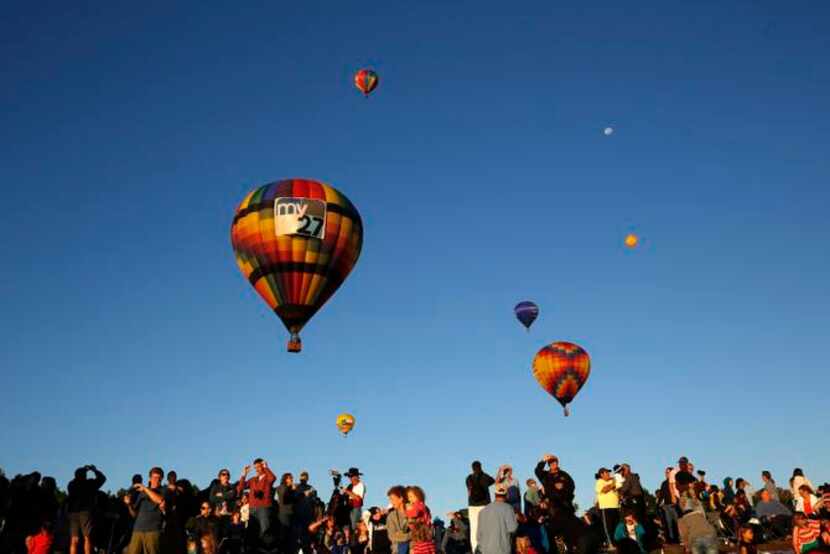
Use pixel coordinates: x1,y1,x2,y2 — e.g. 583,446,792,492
296,471,318,551
496,465,521,515
208,469,236,513
67,464,106,554
124,467,166,554
344,468,366,531
386,486,411,554
595,468,620,547
617,464,645,524
476,484,518,554
277,472,301,554
237,458,276,542
534,454,580,553
162,471,186,554
466,461,495,554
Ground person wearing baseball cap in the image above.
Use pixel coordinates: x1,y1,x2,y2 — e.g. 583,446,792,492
475,483,517,554
595,467,620,547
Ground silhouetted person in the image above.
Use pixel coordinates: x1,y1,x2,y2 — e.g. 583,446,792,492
68,464,106,554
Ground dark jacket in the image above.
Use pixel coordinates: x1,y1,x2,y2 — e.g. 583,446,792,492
619,473,644,500
466,471,495,506
208,481,237,509
534,462,575,515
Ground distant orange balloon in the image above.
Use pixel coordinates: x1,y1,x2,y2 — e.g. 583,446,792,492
624,233,639,248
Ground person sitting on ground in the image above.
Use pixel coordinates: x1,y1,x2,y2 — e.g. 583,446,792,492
613,508,646,554
677,475,718,554
187,501,220,553
736,526,757,554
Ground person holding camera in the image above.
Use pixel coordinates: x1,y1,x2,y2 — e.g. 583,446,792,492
236,458,276,541
123,467,166,554
67,464,106,554
343,468,366,530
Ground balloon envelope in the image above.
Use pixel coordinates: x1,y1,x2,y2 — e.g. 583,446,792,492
532,341,591,416
514,301,540,330
230,178,364,352
354,69,379,97
336,413,356,436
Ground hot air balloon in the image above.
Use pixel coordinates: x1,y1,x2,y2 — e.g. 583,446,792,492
514,301,540,331
336,413,356,436
624,233,639,248
532,341,591,416
230,178,364,353
354,69,379,97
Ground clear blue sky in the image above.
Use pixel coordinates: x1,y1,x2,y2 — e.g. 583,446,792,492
2,1,829,516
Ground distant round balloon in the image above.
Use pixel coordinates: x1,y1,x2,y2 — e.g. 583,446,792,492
514,301,540,331
336,413,356,436
532,341,591,417
354,69,379,97
604,127,614,136
624,233,639,248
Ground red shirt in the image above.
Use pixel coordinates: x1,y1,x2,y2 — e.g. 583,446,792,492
28,531,53,554
237,468,276,508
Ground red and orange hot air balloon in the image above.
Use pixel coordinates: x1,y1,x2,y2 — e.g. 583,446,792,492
230,178,363,353
354,68,379,97
532,341,591,416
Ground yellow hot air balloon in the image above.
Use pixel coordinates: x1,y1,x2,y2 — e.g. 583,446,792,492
336,413,356,436
624,233,639,249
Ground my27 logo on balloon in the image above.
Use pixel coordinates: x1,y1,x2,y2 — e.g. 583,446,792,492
274,198,327,239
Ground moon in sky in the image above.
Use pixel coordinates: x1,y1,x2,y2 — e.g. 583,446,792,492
604,126,614,136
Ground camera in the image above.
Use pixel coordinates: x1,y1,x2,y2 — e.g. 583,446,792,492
254,490,265,500
329,469,342,488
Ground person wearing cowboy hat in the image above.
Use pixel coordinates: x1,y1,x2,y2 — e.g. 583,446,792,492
343,468,366,530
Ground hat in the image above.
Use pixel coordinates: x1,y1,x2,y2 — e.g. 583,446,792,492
345,467,363,477
494,483,509,496
612,464,622,473
597,467,611,476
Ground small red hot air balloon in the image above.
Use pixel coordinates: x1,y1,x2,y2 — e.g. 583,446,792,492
532,341,591,416
354,69,379,97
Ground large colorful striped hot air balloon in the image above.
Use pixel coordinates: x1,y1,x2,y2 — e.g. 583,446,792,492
230,178,363,353
532,341,591,416
354,68,379,97
514,301,540,331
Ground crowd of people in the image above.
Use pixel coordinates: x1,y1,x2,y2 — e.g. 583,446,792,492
1,455,828,554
